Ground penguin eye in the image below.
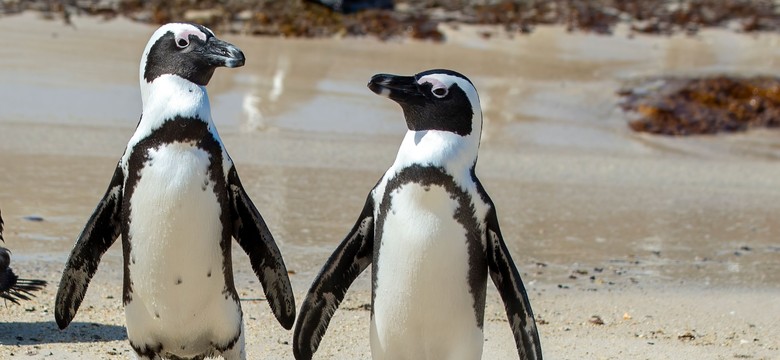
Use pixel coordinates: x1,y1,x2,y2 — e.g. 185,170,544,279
176,37,189,48
431,86,448,98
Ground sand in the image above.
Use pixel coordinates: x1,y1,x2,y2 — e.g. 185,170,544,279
0,12,778,360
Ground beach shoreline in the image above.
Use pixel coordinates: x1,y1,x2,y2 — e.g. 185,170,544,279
0,12,778,359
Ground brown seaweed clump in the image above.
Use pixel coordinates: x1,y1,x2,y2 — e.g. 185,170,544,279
3,1,780,41
618,76,780,135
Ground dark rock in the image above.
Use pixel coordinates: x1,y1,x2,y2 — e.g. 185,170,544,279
307,0,393,14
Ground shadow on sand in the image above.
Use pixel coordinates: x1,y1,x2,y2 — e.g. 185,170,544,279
0,321,126,345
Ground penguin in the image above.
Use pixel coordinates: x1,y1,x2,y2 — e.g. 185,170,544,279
55,23,296,360
0,209,47,304
293,69,542,360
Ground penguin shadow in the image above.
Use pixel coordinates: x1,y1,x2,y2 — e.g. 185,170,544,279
0,321,126,345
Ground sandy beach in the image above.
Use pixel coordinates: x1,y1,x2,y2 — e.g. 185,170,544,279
0,12,778,359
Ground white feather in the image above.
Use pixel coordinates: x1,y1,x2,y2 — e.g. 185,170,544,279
124,142,240,357
122,73,233,183
371,183,485,360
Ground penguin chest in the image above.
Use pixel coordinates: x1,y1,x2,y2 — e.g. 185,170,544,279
126,142,230,317
372,182,483,358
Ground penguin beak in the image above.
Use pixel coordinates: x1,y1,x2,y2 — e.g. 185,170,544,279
368,74,424,104
202,37,245,68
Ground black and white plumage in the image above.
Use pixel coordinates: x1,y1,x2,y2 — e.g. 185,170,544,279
0,210,47,305
55,23,295,360
293,69,542,359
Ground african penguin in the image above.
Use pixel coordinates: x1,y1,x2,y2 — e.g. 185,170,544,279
293,69,543,359
55,23,296,360
0,209,47,304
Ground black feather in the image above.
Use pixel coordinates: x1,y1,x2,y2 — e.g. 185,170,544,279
0,211,48,305
0,266,47,305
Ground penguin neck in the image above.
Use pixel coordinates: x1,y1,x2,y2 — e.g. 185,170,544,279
127,75,217,154
141,74,210,113
393,129,479,178
138,74,214,126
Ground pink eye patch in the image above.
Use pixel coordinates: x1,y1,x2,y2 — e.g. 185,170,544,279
175,29,207,44
417,75,446,89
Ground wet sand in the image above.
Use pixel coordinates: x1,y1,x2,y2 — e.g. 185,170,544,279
0,12,779,359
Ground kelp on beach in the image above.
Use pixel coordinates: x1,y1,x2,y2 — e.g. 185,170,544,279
6,1,780,137
2,0,779,41
619,76,780,136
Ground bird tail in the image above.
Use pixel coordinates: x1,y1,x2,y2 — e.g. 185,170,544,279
1,269,47,305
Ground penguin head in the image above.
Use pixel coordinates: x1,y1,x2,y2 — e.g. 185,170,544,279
139,23,245,89
368,69,482,138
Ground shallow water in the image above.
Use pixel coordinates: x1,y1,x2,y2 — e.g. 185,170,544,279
0,14,779,290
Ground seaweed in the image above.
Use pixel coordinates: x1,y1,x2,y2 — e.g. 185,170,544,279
619,76,780,135
2,1,779,41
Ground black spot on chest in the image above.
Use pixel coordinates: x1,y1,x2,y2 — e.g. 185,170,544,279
121,116,231,305
371,164,489,327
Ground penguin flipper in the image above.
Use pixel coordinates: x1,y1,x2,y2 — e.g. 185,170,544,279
486,208,543,360
293,195,374,360
228,167,296,329
55,165,124,330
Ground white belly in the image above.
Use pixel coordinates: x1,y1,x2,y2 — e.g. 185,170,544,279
124,142,240,354
371,183,483,360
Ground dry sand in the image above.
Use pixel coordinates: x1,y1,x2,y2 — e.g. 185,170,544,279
0,12,778,360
